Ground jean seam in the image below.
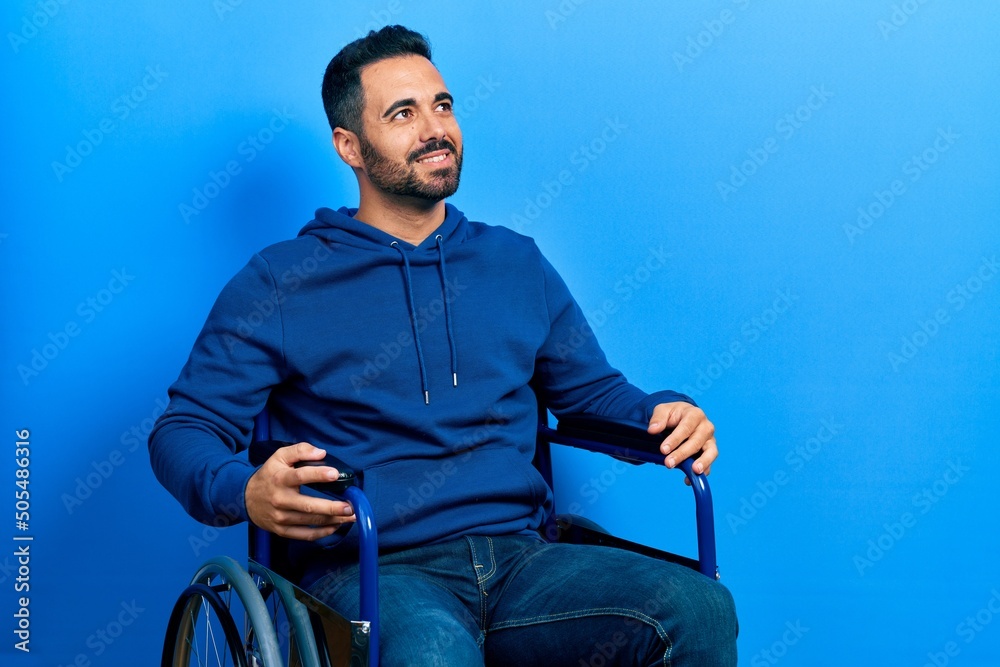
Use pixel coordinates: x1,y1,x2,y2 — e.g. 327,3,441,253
480,536,497,584
489,607,673,667
466,537,488,631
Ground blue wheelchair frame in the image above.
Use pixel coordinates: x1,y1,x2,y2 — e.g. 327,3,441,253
246,408,719,667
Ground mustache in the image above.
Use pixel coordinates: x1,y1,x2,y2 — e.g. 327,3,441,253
409,139,458,163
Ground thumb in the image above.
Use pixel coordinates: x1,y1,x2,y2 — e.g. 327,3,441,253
648,405,676,433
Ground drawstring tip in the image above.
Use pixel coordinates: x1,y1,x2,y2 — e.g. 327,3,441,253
424,391,430,405
452,373,458,387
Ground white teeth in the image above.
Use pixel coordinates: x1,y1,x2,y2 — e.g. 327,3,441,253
419,154,447,163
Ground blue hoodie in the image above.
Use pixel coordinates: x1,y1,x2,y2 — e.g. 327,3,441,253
148,203,692,581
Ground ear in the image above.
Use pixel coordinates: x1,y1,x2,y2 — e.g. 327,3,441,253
332,127,364,169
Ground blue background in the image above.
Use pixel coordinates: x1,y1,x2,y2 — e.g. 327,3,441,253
3,1,999,665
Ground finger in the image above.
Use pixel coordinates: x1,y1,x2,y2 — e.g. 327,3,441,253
648,401,694,432
666,440,707,470
663,421,714,468
290,463,344,486
660,410,705,453
647,404,677,433
272,493,354,517
682,453,716,486
275,441,328,466
272,507,356,527
660,419,696,455
271,523,344,541
691,439,718,475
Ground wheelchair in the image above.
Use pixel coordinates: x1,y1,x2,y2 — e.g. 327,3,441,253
160,408,720,667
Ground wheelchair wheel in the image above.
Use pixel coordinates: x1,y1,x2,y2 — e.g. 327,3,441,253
162,556,284,667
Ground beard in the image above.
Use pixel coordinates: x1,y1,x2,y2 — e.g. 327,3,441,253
358,134,463,201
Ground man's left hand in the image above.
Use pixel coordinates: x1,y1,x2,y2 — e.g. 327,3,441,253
647,402,717,484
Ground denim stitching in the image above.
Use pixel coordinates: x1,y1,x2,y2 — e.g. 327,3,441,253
489,607,673,667
466,537,488,630
479,536,497,584
466,535,479,572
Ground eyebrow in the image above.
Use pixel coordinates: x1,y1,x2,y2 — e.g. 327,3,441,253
381,92,454,119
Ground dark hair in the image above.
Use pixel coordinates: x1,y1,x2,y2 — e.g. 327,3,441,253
321,25,433,136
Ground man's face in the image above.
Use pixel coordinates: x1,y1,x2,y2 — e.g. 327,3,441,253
355,55,463,201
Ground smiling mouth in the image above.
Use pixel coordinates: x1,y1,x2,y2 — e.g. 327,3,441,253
418,154,447,164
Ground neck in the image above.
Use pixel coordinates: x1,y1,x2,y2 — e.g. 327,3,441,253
354,187,447,246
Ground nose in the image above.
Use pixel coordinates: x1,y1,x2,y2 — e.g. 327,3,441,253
417,111,447,144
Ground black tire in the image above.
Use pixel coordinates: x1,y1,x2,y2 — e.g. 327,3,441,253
162,556,283,667
162,583,249,667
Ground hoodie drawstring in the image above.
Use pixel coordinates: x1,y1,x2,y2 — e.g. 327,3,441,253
391,240,458,404
391,242,431,404
435,234,459,389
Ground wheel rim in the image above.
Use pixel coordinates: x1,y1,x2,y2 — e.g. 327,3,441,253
163,557,283,667
165,583,248,667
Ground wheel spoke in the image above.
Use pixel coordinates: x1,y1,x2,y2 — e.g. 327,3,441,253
186,605,203,666
165,559,282,667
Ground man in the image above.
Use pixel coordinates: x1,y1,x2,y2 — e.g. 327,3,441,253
149,25,737,666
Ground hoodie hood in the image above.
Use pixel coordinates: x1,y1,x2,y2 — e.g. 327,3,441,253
298,202,470,257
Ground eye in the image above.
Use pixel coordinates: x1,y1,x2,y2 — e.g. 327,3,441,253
437,101,453,113
392,108,413,120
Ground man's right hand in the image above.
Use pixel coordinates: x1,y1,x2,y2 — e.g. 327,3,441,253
245,442,356,540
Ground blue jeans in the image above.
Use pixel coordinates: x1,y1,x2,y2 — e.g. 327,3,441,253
308,534,737,666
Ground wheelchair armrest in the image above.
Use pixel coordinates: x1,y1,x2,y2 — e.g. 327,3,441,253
248,440,359,496
552,414,669,465
546,413,719,579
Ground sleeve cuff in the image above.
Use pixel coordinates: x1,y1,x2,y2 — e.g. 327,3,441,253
209,458,257,524
636,389,698,422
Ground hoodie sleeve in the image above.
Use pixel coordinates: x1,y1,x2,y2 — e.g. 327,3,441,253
148,254,286,526
532,251,695,424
